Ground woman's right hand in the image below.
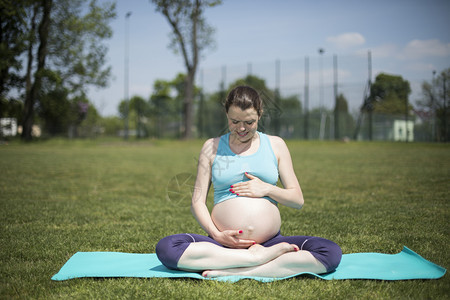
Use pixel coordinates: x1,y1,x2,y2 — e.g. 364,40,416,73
213,229,256,249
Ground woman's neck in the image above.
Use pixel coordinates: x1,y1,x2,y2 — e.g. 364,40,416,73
229,132,259,155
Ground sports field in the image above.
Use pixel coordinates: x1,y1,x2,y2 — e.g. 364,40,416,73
1,139,448,299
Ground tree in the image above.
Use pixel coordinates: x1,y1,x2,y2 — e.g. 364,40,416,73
129,95,149,138
22,0,52,141
48,0,115,96
38,82,71,135
200,88,225,137
151,0,221,139
2,0,116,140
370,73,412,115
417,68,450,142
41,0,115,138
149,79,172,138
0,0,27,102
147,73,200,138
354,73,412,141
334,93,354,139
279,95,302,138
76,100,101,138
100,116,122,136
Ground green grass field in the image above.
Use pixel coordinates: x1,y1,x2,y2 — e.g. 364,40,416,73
1,138,449,299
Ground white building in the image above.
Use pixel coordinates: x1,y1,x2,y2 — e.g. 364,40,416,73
0,118,17,137
392,120,414,142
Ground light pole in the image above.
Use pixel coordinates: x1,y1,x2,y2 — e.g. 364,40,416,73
333,54,338,140
124,11,132,140
318,48,325,140
318,48,325,109
304,56,309,140
432,70,436,142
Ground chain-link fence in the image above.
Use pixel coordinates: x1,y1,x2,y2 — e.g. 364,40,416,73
4,53,445,142
196,53,447,142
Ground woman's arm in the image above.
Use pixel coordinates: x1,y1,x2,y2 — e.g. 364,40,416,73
266,136,304,209
191,138,255,248
229,136,304,209
190,138,220,236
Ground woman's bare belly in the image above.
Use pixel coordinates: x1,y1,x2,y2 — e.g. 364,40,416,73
211,197,281,244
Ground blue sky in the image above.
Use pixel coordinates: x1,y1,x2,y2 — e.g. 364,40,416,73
90,0,450,116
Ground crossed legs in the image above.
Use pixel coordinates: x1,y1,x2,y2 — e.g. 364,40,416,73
177,242,300,272
156,233,341,278
202,249,326,278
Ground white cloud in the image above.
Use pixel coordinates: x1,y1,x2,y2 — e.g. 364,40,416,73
402,39,450,59
326,32,366,49
354,44,399,60
404,62,436,72
353,39,450,62
371,44,400,58
130,84,152,98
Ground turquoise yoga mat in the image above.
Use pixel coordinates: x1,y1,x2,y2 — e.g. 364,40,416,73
51,246,446,283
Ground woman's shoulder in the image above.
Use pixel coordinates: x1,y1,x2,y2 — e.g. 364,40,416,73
265,134,289,158
200,137,221,160
203,134,225,147
266,134,287,147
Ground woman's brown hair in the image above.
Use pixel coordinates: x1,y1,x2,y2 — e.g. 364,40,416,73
224,86,263,117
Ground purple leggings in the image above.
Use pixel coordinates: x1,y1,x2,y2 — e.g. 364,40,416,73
156,232,342,273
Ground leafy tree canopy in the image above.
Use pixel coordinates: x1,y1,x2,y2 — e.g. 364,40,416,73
369,73,412,115
1,0,116,139
150,0,221,138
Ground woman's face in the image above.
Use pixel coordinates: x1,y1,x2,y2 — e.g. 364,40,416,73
226,105,259,143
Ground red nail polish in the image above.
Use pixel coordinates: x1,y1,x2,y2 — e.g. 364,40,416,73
252,242,256,245
229,189,234,193
230,185,234,188
236,193,239,196
239,230,243,234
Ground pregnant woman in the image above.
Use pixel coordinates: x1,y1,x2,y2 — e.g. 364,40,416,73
156,86,342,278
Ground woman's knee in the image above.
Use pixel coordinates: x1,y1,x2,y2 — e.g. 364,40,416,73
323,240,342,272
304,237,342,272
156,234,194,270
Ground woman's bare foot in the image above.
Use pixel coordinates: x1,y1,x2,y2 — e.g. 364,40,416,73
247,242,299,265
202,267,248,278
202,243,299,278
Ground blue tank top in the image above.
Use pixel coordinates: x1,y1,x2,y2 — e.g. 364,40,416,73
211,131,279,205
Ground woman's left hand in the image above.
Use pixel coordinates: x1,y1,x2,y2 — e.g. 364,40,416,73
229,172,270,198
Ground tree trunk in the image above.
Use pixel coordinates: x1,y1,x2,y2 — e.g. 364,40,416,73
21,0,52,141
183,70,195,139
24,4,39,104
182,0,200,139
